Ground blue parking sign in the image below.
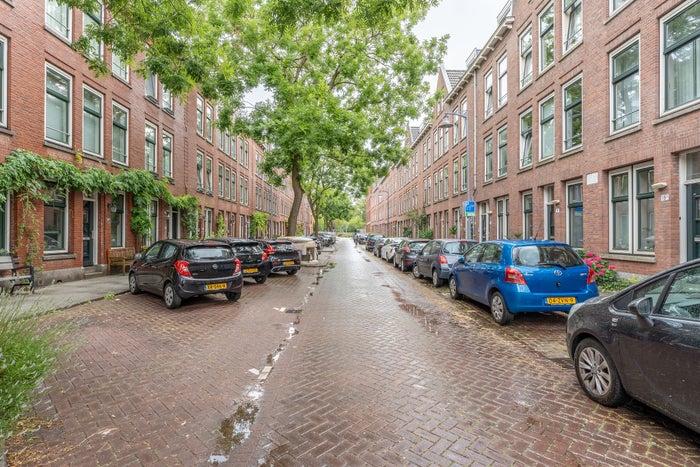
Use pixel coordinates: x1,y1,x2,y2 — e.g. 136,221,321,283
464,200,475,216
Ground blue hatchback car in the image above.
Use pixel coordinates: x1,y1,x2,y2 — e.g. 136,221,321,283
449,240,598,325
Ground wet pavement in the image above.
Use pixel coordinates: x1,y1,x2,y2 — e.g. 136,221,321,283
5,239,700,465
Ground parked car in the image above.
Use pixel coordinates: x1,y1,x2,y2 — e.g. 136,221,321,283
129,239,243,309
365,234,384,252
213,238,270,284
356,233,368,244
380,237,404,262
413,239,478,287
449,239,598,325
566,258,700,434
393,239,430,272
258,239,302,275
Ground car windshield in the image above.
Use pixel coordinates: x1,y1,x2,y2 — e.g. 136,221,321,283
184,246,234,260
513,245,582,268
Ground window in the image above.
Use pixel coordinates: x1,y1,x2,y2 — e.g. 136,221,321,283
563,0,582,52
203,208,213,237
438,127,444,156
540,95,555,160
567,182,584,248
83,86,103,157
46,0,71,40
611,40,640,131
479,202,490,241
145,72,158,102
498,55,508,106
0,36,6,127
453,159,459,194
434,171,439,202
611,166,655,253
145,122,157,172
196,96,204,136
231,171,237,202
539,4,555,72
162,88,173,113
45,65,72,146
44,185,68,253
485,71,493,117
241,176,249,206
520,110,533,168
498,126,508,177
664,2,700,112
433,131,438,161
162,132,172,178
206,104,213,142
461,152,469,191
452,111,459,146
611,0,631,13
564,77,582,150
83,4,103,60
112,103,128,165
225,168,231,199
485,137,493,182
523,193,533,239
544,185,556,240
443,164,449,198
110,193,124,247
218,163,224,197
520,27,533,88
196,151,204,191
0,198,7,251
112,53,128,82
144,201,158,246
496,197,509,239
205,157,213,194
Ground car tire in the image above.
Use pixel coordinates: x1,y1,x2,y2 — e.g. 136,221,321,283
255,275,267,284
128,272,141,294
574,338,630,407
400,261,407,272
489,291,513,325
287,269,298,276
163,282,182,309
432,269,443,287
225,292,241,301
412,264,422,279
448,276,462,300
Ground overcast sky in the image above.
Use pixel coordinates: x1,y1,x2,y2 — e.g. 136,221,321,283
414,0,507,71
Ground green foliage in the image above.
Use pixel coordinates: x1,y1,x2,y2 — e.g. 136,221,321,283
251,211,269,238
215,213,228,238
0,298,74,440
577,250,628,292
418,228,433,239
402,226,412,237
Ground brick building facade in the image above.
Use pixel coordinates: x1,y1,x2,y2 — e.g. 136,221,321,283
0,1,313,285
367,0,700,277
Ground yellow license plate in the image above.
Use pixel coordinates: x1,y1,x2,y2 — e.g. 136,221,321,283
205,283,227,291
546,297,576,305
283,261,295,265
244,268,258,273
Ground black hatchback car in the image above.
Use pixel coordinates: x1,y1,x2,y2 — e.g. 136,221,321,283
566,258,700,433
393,239,430,272
258,240,302,275
214,238,271,284
129,239,243,309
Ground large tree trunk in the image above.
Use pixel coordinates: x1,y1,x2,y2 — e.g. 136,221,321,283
286,158,304,236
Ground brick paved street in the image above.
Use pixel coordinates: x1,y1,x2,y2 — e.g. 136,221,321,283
6,239,700,466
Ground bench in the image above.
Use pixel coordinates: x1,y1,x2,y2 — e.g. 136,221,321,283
0,255,35,294
107,247,135,275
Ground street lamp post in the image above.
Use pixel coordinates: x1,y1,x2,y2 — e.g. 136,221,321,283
378,190,389,236
439,111,473,240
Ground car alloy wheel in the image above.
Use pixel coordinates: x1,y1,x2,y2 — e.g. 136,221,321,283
412,264,422,279
432,270,443,287
128,273,141,294
448,276,461,299
489,291,513,325
574,338,630,407
163,282,182,309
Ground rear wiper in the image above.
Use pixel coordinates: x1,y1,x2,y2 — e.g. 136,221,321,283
539,261,568,269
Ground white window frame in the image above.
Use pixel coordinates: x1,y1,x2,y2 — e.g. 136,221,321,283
497,126,508,177
145,121,157,173
496,197,509,239
539,94,555,161
145,72,158,102
0,35,8,128
520,109,533,169
539,4,555,73
484,136,493,182
44,186,69,254
563,0,582,53
610,0,632,15
484,70,493,118
520,26,533,88
110,193,125,248
522,192,533,240
45,64,72,147
566,180,584,248
497,54,508,107
83,4,103,60
609,164,655,254
112,102,129,166
162,87,173,113
82,85,103,157
196,95,204,136
196,151,204,190
661,1,700,114
206,103,214,143
563,75,583,151
112,52,129,82
46,0,71,41
206,156,213,194
162,131,173,178
610,38,640,133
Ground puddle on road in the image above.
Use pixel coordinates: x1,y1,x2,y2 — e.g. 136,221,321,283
210,401,260,465
399,303,440,335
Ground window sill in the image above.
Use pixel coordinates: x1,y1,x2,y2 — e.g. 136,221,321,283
0,126,15,137
604,124,642,143
602,252,656,264
535,157,555,168
560,146,583,159
654,101,700,126
82,153,107,165
44,140,76,155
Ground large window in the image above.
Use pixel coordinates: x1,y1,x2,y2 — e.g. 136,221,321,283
461,152,469,191
610,166,655,253
162,131,173,178
611,0,631,13
520,27,533,88
196,151,204,190
206,104,213,142
45,65,72,146
145,122,157,172
453,159,459,194
539,95,555,160
663,1,700,112
83,4,103,60
522,193,533,239
112,103,128,165
497,126,508,177
44,185,68,253
144,201,158,246
496,197,509,239
485,71,493,118
110,194,124,247
484,137,493,182
567,182,584,248
0,36,6,127
162,88,173,114
145,72,158,102
611,40,640,131
564,77,582,150
83,86,103,157
520,110,533,168
498,55,508,107
563,0,582,52
539,4,555,72
112,53,129,82
46,0,71,40
206,156,213,194
231,171,237,202
196,96,204,136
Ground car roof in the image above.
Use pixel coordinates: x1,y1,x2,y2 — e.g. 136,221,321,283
479,239,573,247
161,239,230,247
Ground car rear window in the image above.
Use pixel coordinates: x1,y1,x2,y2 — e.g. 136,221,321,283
184,246,234,260
444,242,472,255
513,245,583,267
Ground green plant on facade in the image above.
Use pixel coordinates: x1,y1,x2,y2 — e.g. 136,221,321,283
215,213,228,238
251,211,269,238
449,224,458,237
418,228,433,239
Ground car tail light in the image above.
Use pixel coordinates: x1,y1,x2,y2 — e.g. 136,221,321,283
587,267,596,284
505,267,527,285
234,258,241,275
438,255,448,265
174,260,191,277
262,252,268,260
264,245,275,255
404,245,410,253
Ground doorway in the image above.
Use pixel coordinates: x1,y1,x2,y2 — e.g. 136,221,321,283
82,200,96,267
687,183,700,261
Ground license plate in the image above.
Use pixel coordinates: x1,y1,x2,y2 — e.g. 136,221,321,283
244,268,258,273
205,283,227,291
546,297,576,305
283,261,295,265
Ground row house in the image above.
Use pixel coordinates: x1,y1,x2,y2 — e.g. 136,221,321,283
0,1,312,285
368,0,700,277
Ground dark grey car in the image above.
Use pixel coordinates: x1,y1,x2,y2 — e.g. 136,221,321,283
393,239,430,272
413,239,478,286
214,238,271,284
129,239,243,309
566,258,700,434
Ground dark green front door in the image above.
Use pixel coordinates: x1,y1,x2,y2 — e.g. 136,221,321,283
688,183,700,260
83,200,95,267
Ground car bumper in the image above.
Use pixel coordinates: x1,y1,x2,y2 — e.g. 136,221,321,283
241,263,271,279
270,260,301,273
501,285,599,314
175,274,243,299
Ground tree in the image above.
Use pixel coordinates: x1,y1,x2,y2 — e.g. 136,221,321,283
229,0,445,235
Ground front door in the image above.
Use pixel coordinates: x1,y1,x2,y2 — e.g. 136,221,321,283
687,183,700,260
82,200,95,267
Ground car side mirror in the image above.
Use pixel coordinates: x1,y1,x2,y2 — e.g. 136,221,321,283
458,257,465,265
134,253,143,261
628,296,653,317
